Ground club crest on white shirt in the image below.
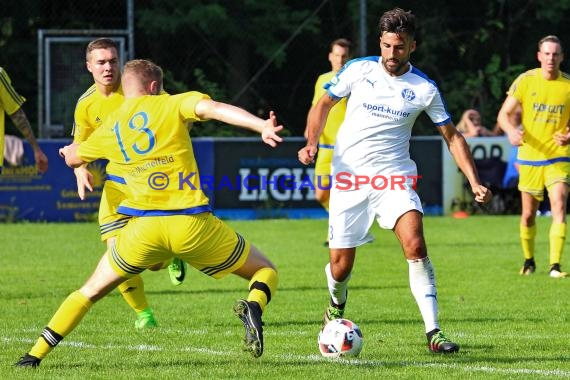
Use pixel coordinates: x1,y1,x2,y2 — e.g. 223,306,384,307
401,88,416,101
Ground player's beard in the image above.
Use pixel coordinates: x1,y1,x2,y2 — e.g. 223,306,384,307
381,56,410,76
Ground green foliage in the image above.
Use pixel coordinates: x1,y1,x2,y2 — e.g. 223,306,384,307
2,217,570,378
1,1,569,137
440,54,525,133
0,17,13,47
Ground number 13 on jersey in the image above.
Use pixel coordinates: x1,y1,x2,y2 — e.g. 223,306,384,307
113,111,156,162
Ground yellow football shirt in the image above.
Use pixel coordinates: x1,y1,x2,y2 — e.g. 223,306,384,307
508,68,570,164
312,71,347,147
77,91,212,215
72,84,125,143
0,67,26,169
73,83,125,180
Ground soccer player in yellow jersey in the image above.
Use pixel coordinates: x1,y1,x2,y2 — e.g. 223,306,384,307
498,35,570,278
72,38,184,330
0,67,48,174
304,38,351,245
16,59,282,367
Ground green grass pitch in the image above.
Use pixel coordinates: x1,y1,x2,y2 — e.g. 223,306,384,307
2,216,570,379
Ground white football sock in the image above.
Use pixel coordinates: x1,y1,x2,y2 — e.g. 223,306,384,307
325,263,350,306
408,257,439,333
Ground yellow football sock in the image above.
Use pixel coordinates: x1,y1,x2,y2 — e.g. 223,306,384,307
29,290,92,359
520,224,536,260
117,275,148,314
549,222,566,265
247,267,278,312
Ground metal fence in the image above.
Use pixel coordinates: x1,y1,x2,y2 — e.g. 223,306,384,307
2,0,356,140
38,31,129,137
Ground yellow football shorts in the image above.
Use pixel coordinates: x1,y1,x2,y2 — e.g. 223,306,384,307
518,162,570,201
109,212,250,279
314,147,334,188
99,180,131,242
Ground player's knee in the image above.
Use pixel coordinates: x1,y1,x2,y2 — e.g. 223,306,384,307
329,259,353,280
241,245,277,274
78,286,104,303
403,237,426,260
520,211,536,224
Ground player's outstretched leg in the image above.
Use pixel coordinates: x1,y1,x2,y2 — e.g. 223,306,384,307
15,252,128,367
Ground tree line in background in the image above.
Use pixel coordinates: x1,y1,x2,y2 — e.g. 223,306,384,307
1,0,569,137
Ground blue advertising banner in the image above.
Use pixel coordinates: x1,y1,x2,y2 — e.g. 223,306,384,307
211,137,326,219
0,139,215,222
0,139,101,221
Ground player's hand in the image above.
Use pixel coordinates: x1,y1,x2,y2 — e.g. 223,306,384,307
73,166,94,201
33,148,48,174
553,127,570,146
261,110,284,148
298,145,318,165
472,184,492,204
506,128,524,146
58,145,70,159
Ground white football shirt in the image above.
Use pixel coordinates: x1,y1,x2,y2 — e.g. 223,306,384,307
325,56,451,177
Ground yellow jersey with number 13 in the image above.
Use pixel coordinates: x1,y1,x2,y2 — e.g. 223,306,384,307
77,91,211,215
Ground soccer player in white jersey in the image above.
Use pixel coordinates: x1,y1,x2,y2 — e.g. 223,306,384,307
299,7,491,354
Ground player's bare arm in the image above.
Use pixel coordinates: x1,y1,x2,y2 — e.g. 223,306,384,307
439,122,492,204
59,143,85,168
497,96,524,146
9,108,48,173
298,94,338,165
194,99,283,147
303,105,316,139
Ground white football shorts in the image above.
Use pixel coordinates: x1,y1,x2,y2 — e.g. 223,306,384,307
328,183,423,248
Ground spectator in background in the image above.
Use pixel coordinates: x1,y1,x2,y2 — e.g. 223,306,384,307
456,109,495,137
0,67,48,173
497,35,570,278
304,38,351,246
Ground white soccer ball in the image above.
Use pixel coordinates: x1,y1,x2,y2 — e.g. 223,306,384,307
318,318,363,358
